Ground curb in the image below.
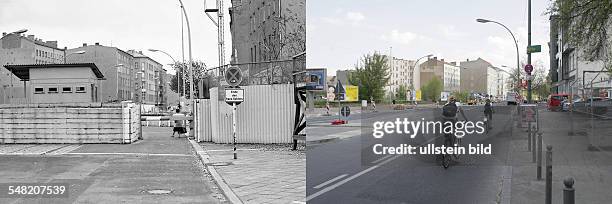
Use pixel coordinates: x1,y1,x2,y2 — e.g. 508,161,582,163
188,139,243,204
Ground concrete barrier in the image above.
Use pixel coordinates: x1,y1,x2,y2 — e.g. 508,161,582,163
0,103,140,144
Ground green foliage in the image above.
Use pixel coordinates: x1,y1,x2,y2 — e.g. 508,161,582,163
395,84,408,101
349,52,390,101
452,91,470,103
421,77,443,102
547,0,612,75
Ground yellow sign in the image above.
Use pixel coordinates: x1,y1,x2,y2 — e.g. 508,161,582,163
416,90,422,101
344,86,359,102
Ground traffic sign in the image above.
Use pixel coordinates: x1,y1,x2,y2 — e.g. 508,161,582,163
225,66,243,87
340,106,351,117
527,45,541,54
225,88,244,104
524,64,533,74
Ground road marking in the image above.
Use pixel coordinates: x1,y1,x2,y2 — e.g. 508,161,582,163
63,152,191,157
205,148,261,152
313,174,348,189
306,155,399,201
370,154,393,164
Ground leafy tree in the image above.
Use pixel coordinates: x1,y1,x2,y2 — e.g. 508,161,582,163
547,0,612,74
395,84,408,101
421,77,443,102
168,61,212,99
349,52,390,101
452,91,470,103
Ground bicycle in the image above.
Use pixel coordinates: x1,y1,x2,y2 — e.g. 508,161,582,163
441,133,455,169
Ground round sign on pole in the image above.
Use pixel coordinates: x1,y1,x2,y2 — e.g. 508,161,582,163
524,64,533,75
340,106,351,117
225,66,243,87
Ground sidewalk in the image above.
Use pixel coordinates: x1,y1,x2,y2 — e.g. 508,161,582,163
193,142,306,204
0,127,226,204
508,109,612,204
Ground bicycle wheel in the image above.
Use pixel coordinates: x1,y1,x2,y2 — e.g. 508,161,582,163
442,137,452,169
453,137,462,159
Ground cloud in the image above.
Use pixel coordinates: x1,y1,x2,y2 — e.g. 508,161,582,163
345,12,365,25
437,25,466,38
320,10,365,26
380,30,428,45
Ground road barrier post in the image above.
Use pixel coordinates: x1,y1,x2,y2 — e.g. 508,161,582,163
546,145,553,204
537,132,543,180
563,177,575,204
528,123,532,152
532,126,536,163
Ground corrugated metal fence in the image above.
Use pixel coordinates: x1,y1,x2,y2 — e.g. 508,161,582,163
195,84,295,143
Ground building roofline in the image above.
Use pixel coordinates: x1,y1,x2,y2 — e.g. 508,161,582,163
3,63,105,81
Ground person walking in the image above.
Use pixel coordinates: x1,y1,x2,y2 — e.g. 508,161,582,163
484,99,494,129
172,109,186,138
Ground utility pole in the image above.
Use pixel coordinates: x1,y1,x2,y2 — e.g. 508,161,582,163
204,0,225,77
527,0,532,103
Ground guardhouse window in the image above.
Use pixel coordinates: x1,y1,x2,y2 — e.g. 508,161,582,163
48,87,58,93
62,87,72,93
34,87,44,94
76,86,86,93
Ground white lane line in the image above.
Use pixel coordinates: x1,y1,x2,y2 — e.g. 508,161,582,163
370,154,393,164
307,134,444,201
313,174,348,189
63,152,191,157
205,149,261,152
306,155,399,201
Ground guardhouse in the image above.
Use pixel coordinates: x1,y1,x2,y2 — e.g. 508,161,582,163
3,63,105,103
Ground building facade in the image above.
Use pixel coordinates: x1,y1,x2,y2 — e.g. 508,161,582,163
0,32,66,103
420,57,460,93
229,0,306,83
549,14,611,97
127,50,165,106
385,56,416,98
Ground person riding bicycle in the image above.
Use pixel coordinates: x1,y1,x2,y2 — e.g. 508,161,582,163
484,98,493,129
441,96,468,140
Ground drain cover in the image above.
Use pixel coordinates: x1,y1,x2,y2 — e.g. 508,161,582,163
147,189,172,195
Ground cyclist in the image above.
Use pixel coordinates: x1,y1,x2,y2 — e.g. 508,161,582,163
439,96,468,167
484,98,493,129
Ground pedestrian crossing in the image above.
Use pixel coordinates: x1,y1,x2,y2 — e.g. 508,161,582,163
0,144,83,155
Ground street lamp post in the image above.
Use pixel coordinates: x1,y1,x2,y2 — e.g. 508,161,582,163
477,18,521,97
177,0,194,104
410,54,433,102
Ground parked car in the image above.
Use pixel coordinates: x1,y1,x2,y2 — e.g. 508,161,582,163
547,93,569,111
561,97,582,112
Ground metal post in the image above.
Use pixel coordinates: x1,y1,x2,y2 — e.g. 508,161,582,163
232,102,237,159
546,145,553,204
528,123,532,152
532,125,536,163
563,177,575,204
537,132,543,180
527,0,532,103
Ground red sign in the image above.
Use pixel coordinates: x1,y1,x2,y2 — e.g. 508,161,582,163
524,64,533,74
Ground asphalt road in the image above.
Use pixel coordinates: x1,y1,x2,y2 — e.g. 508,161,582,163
0,127,225,204
306,104,517,203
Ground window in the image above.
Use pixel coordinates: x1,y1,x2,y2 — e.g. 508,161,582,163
48,87,58,93
76,86,86,93
62,87,72,93
34,87,44,94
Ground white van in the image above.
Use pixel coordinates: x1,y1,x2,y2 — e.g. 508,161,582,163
506,92,519,105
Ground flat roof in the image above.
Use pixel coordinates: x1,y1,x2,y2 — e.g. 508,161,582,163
3,63,105,81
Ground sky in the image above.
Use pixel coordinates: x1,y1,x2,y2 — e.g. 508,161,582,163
0,0,231,74
307,0,552,76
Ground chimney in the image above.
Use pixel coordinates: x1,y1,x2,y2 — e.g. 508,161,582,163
139,51,143,54
95,42,100,46
46,41,58,48
83,43,88,47
27,35,35,40
2,32,6,36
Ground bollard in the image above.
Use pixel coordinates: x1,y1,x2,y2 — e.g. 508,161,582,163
546,145,553,204
563,177,575,204
532,127,536,163
528,124,532,152
537,132,543,180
